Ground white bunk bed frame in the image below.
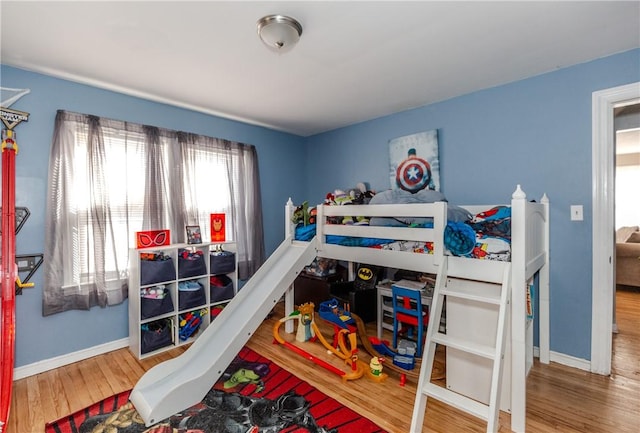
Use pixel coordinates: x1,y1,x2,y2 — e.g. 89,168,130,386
283,184,549,433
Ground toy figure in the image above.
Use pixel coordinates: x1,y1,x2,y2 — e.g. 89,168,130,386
295,302,316,342
369,357,384,376
292,201,312,226
324,183,376,224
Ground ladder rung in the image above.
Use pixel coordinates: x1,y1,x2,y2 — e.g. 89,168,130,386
422,382,490,421
440,288,501,305
431,333,496,359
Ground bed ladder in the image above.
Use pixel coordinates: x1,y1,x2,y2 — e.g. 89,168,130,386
410,256,511,433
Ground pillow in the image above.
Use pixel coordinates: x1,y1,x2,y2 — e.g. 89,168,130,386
368,189,472,226
627,231,640,243
447,205,474,223
369,188,447,205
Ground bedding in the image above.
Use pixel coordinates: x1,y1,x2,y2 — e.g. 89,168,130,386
368,188,472,225
292,190,512,261
294,223,394,247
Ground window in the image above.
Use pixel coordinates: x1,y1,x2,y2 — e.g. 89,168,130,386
615,127,640,228
69,127,146,287
43,111,264,316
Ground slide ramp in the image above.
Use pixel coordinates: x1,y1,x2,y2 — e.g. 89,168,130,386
130,237,318,426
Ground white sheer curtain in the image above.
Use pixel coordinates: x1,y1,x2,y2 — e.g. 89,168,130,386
178,132,264,278
43,110,264,316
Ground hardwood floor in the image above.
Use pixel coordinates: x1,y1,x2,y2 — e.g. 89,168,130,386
8,289,640,433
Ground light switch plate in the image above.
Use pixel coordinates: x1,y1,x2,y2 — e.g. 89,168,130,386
570,205,583,221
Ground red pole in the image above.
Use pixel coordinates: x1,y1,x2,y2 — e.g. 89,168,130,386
0,129,17,432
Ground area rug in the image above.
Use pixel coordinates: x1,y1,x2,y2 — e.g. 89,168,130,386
45,346,387,433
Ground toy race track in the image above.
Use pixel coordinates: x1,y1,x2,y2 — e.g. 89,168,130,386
272,311,366,382
349,312,445,382
273,303,388,384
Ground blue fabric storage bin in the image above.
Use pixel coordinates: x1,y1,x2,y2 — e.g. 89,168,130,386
141,319,173,354
178,253,207,279
178,280,206,310
140,287,174,320
140,257,175,286
210,274,234,302
210,251,235,275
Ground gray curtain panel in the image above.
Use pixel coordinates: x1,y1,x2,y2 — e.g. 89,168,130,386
42,110,264,316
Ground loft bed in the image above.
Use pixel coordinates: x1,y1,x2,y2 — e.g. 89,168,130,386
282,184,549,433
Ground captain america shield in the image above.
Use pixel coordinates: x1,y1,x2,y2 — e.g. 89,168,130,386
396,157,431,192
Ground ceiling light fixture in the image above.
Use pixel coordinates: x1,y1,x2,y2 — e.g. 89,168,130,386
256,15,303,53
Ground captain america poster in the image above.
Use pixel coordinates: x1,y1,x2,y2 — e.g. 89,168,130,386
389,129,440,193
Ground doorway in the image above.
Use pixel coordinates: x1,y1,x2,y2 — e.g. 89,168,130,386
591,82,640,375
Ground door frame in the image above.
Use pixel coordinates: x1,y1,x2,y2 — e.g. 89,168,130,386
591,82,639,375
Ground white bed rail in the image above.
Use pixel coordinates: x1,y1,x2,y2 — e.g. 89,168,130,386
315,201,446,274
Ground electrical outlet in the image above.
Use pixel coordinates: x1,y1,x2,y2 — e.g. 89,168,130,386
570,205,583,221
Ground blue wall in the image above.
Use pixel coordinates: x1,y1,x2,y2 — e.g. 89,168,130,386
1,65,306,367
305,49,640,360
2,48,638,368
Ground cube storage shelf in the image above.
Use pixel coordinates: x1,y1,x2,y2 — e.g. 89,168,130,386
128,241,237,359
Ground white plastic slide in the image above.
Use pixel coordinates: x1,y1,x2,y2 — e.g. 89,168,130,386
130,236,318,426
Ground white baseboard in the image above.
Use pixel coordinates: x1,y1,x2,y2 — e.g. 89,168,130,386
549,351,591,371
14,338,130,380
534,346,591,372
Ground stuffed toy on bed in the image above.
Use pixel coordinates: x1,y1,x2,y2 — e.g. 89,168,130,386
324,182,376,225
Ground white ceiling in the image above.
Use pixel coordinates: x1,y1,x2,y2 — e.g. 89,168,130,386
1,1,639,137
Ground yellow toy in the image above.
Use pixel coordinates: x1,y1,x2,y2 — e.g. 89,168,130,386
370,357,383,376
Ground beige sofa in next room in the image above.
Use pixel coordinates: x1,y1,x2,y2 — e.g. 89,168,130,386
616,226,640,288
